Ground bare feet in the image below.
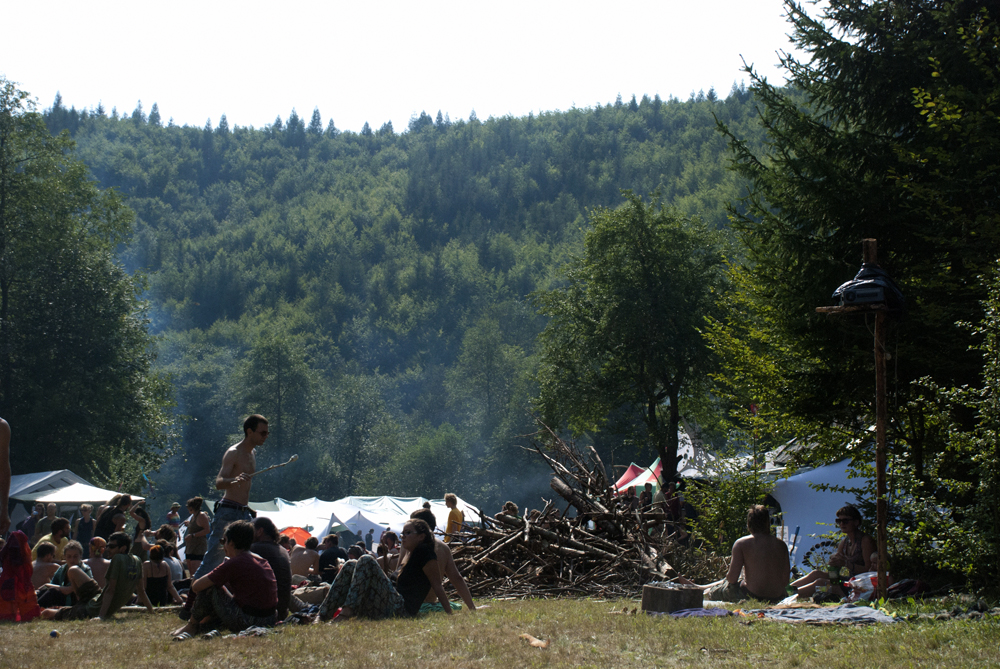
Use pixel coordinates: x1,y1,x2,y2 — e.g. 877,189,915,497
172,622,198,637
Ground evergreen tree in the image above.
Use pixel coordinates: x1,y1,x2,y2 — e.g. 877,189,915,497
713,1,1000,515
308,107,323,136
148,103,161,126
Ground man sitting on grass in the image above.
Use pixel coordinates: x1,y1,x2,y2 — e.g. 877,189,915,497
31,542,60,590
36,540,93,608
32,518,71,562
679,505,789,604
40,531,153,621
171,520,278,639
289,536,320,581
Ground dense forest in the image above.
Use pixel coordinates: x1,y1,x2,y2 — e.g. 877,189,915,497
6,0,997,589
37,84,762,512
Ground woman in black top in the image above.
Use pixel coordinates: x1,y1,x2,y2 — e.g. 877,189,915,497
318,519,452,620
93,495,131,540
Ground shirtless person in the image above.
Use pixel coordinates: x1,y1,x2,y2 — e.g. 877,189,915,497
191,414,267,581
289,537,320,580
31,542,61,589
681,505,789,603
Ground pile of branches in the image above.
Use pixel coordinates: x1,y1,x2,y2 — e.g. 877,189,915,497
451,427,726,599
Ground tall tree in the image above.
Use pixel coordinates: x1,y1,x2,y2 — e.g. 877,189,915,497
714,0,1000,477
0,78,179,485
534,192,726,474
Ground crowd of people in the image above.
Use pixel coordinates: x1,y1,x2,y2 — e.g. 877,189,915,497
0,415,480,634
0,412,898,630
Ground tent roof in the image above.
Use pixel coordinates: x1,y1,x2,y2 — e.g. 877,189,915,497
10,470,92,499
15,482,144,504
250,494,480,538
612,464,645,491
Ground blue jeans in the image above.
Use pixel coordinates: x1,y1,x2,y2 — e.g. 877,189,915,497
192,504,254,580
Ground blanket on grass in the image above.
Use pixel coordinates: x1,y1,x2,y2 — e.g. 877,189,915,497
739,604,896,625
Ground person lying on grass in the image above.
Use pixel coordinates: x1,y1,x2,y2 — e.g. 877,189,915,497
318,518,452,621
171,520,278,639
678,504,790,604
40,531,153,621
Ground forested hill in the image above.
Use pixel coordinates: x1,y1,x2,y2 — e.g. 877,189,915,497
43,86,763,511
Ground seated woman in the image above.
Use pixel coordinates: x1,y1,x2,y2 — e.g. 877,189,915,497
318,519,452,621
144,544,182,606
791,504,876,598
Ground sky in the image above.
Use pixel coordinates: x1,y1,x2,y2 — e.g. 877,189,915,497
2,0,802,133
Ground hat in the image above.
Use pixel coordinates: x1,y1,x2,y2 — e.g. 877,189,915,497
170,502,181,509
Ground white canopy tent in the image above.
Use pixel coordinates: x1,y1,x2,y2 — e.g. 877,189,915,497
13,482,144,505
9,470,96,527
249,495,481,539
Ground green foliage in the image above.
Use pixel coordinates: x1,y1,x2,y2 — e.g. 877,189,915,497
683,454,771,553
712,1,1000,586
533,192,727,475
717,0,1000,450
881,263,1000,588
35,85,766,509
0,78,179,491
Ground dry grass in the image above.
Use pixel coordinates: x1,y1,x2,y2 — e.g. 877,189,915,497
1,599,998,669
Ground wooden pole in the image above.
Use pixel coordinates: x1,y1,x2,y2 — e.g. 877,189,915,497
863,238,889,601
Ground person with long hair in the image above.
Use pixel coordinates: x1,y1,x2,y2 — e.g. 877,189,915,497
318,519,451,621
94,495,131,540
144,543,181,606
791,504,876,598
182,497,211,576
129,500,152,562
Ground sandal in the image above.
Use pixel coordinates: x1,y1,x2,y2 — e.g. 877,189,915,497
173,632,193,642
201,629,222,640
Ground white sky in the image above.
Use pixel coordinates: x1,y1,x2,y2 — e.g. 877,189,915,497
2,0,800,133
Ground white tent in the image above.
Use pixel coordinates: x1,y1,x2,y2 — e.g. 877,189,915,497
249,495,480,539
769,459,863,571
14,482,144,505
9,470,94,527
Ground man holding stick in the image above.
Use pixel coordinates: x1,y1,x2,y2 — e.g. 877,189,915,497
190,415,268,581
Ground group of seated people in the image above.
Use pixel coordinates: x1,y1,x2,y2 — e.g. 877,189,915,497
11,497,479,636
680,503,892,605
169,503,477,638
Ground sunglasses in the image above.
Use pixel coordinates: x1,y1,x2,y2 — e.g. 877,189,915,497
835,517,853,524
401,530,419,536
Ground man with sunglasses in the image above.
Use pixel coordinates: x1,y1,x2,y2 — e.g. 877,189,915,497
190,415,268,581
179,415,268,621
41,532,153,621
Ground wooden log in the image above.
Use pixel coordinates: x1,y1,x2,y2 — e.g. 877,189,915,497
640,582,703,613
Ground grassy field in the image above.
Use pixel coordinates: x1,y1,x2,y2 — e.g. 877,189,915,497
1,598,998,669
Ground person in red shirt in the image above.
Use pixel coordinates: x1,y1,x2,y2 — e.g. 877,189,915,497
171,520,277,639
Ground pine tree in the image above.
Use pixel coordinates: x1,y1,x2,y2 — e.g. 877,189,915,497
308,107,323,135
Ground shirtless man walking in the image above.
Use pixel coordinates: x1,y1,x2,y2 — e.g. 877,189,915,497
190,415,268,581
680,505,789,603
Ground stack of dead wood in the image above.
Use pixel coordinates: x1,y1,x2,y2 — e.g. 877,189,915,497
450,428,724,599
